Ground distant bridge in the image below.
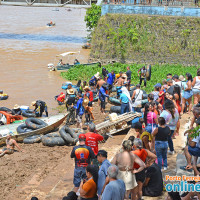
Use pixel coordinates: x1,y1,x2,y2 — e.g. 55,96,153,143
0,0,98,6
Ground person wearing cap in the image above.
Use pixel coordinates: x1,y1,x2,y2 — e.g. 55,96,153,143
96,150,111,197
83,86,94,122
71,134,95,193
99,83,109,114
66,88,76,125
31,100,48,117
132,138,157,200
12,104,22,115
101,165,126,200
138,66,147,87
0,135,23,157
106,70,115,94
85,122,104,156
131,84,143,112
55,92,65,105
152,83,161,101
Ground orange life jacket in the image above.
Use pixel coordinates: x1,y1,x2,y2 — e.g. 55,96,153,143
0,111,23,124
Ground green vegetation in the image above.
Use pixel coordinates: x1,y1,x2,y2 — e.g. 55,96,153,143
90,14,200,65
84,4,101,31
189,126,200,138
60,63,198,93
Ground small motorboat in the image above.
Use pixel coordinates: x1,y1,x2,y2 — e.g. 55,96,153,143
46,22,56,27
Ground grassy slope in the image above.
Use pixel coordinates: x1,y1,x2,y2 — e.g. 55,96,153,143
90,14,200,65
60,63,198,93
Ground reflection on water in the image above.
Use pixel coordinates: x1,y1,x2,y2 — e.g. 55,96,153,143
0,6,90,112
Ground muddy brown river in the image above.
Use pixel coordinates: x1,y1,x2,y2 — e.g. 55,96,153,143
0,5,89,112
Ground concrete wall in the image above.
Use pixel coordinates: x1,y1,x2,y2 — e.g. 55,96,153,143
102,4,200,17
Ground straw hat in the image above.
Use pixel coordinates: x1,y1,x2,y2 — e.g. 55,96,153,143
179,75,185,81
31,101,36,106
122,74,127,78
13,104,20,110
94,72,100,79
82,97,89,107
84,86,90,91
67,88,74,95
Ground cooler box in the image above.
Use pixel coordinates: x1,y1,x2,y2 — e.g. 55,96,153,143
20,106,29,111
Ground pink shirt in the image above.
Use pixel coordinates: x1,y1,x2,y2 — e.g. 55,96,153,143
147,112,157,124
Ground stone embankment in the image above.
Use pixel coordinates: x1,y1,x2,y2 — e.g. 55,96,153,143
90,14,200,66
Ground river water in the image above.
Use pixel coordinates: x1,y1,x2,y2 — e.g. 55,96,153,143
0,5,89,112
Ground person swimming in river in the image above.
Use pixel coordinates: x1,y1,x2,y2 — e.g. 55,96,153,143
0,135,23,157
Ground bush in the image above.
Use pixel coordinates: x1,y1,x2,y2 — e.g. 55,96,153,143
60,63,198,93
84,4,101,31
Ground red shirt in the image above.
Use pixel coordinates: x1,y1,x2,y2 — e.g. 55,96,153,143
158,91,165,105
85,132,104,155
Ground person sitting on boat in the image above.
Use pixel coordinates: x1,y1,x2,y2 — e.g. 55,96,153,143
58,59,64,66
0,135,23,157
74,59,80,65
12,104,22,115
31,100,48,117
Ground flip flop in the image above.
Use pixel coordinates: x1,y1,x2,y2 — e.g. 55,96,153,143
180,166,193,172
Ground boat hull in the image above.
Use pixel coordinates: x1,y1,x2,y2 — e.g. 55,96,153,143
0,114,67,146
56,62,98,71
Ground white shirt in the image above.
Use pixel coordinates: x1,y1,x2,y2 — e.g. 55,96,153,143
192,134,200,148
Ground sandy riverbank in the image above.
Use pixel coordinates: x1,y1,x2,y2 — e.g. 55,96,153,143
0,105,191,200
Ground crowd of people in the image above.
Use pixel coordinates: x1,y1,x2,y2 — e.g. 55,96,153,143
2,64,200,200
55,66,200,200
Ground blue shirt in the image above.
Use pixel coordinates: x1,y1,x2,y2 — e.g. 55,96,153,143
99,87,109,102
107,73,115,85
97,159,111,195
120,93,129,103
102,179,126,200
75,98,84,116
89,76,97,85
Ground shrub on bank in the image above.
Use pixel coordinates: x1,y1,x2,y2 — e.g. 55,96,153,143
60,63,198,93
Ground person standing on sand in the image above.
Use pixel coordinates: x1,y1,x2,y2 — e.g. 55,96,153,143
71,134,95,193
112,140,145,200
0,135,23,157
99,83,109,114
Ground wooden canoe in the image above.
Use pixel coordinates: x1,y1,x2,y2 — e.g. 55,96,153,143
0,114,67,147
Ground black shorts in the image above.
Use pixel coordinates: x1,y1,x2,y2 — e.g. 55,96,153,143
135,169,145,183
101,101,106,109
108,84,112,91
